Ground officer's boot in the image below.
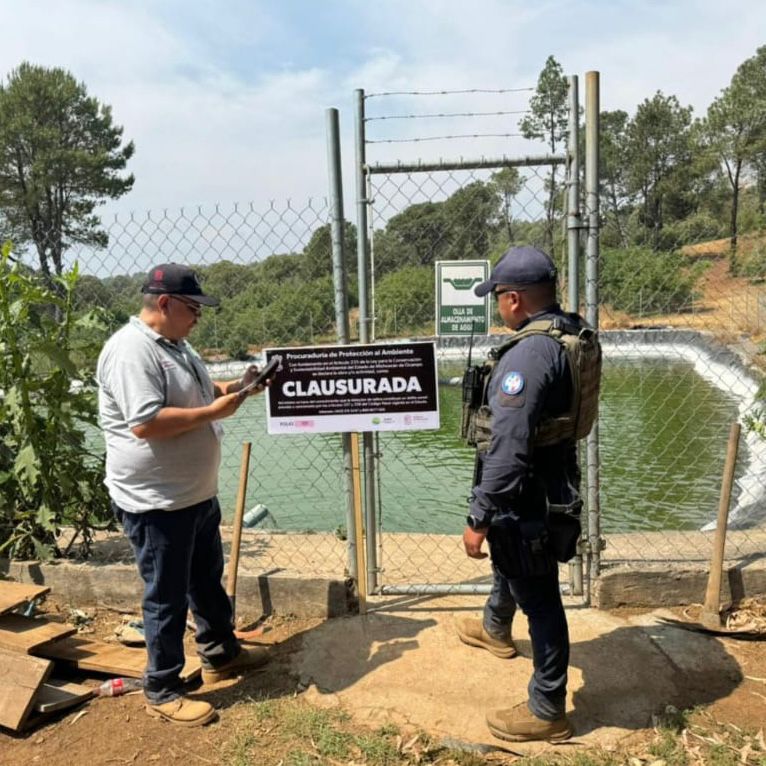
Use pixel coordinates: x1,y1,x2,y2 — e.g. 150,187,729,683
455,617,516,658
486,701,572,742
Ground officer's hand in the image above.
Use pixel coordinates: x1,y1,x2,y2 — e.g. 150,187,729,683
463,526,488,559
208,392,245,420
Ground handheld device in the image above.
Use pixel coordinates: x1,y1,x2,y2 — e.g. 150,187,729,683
237,354,282,397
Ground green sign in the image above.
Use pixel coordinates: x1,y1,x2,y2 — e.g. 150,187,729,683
435,260,490,336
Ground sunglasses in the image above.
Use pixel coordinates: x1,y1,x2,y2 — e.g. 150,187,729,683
169,295,203,317
492,287,526,300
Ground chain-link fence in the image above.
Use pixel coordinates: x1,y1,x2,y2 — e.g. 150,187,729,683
364,164,573,592
597,207,766,568
354,83,593,596
12,199,353,579
356,79,766,598
6,75,766,598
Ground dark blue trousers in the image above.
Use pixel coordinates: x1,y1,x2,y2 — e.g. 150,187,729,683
483,565,569,720
113,498,240,704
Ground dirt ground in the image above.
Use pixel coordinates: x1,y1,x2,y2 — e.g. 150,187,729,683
1,597,765,766
0,597,319,766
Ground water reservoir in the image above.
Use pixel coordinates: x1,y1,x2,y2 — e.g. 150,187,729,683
210,334,759,535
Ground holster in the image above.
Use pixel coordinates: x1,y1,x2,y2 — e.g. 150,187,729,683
487,518,557,579
545,501,583,563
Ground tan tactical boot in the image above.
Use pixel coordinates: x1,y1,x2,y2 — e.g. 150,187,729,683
146,697,217,727
201,646,270,683
486,701,573,742
456,617,517,658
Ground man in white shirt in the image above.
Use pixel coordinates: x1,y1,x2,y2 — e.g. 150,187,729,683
97,263,267,726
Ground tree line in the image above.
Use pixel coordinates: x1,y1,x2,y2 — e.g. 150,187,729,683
1,51,766,357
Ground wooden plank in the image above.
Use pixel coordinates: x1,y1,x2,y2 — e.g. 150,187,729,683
0,646,52,731
35,636,201,681
0,614,77,654
33,679,94,714
0,582,50,615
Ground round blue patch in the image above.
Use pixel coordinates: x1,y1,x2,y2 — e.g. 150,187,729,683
501,371,525,396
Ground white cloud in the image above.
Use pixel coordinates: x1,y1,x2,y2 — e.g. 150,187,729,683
0,0,764,221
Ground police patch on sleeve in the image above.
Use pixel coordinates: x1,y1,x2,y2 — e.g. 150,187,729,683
501,371,525,396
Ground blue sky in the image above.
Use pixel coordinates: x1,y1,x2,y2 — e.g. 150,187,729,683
0,0,764,216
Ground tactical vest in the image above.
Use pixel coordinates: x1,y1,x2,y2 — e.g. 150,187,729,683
461,315,602,453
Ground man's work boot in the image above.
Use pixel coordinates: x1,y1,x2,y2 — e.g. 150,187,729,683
201,646,269,684
455,617,517,659
486,701,573,742
146,697,217,727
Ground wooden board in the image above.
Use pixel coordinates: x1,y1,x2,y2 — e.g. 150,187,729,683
33,679,94,714
0,646,52,731
35,636,201,681
0,613,77,654
0,582,50,615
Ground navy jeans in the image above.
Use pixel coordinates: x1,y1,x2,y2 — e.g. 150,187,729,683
483,565,569,720
113,498,240,704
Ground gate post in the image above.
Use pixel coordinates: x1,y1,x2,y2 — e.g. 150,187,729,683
585,72,602,590
326,107,363,591
566,75,585,597
354,90,380,594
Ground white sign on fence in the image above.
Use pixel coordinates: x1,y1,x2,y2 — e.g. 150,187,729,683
435,260,490,336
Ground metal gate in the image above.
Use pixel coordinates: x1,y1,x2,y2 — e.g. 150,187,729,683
345,75,602,602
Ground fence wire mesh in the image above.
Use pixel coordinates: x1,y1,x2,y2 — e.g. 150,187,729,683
11,199,352,579
362,92,766,590
365,164,575,590
6,81,766,593
597,213,766,568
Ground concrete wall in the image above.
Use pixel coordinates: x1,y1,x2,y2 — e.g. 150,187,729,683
594,561,766,609
0,558,352,619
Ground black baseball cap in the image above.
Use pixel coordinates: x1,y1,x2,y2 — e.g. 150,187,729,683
474,246,557,297
141,263,220,307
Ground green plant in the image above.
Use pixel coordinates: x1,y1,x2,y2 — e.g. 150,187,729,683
739,242,766,281
0,244,113,559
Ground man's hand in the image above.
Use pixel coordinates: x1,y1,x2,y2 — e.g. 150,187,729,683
463,526,488,559
132,392,245,439
207,392,245,420
240,365,261,389
236,365,266,397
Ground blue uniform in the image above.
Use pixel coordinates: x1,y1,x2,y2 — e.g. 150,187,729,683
469,303,581,721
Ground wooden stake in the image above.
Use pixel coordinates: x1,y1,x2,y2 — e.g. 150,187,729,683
701,422,740,630
226,441,252,621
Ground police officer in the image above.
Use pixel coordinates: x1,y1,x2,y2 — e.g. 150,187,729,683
456,245,594,743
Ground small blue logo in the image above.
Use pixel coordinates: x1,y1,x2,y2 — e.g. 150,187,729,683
501,371,525,396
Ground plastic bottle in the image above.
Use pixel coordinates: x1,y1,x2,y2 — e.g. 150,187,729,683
96,677,144,697
242,503,270,528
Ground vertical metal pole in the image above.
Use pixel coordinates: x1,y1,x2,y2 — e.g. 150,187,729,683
354,89,380,594
567,75,581,314
367,173,377,341
326,107,358,583
355,90,371,344
585,72,602,591
566,75,584,597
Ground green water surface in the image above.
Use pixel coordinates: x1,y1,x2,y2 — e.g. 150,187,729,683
209,357,739,535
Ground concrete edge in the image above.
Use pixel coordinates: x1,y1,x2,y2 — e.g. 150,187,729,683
594,561,766,608
0,558,353,619
4,557,764,613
